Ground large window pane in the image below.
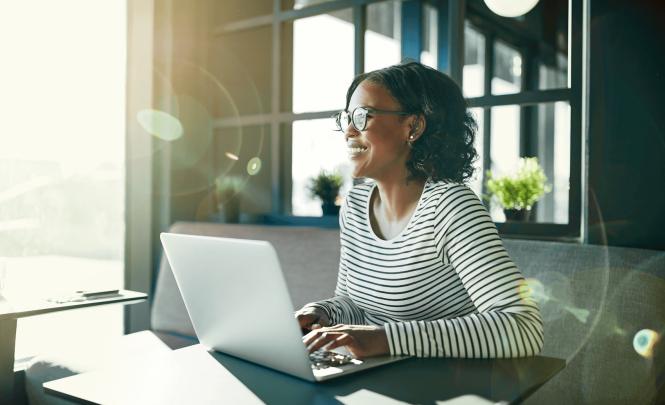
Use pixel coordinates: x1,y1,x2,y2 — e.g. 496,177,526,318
212,26,273,118
420,3,438,69
291,119,352,216
487,102,570,224
534,102,570,224
492,40,522,95
365,1,401,72
463,22,485,98
473,0,568,92
490,106,521,177
210,125,271,223
489,105,520,222
466,0,574,232
535,0,569,90
0,0,125,360
291,9,354,113
539,56,567,91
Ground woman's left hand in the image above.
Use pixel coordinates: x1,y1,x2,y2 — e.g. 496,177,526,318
302,324,390,358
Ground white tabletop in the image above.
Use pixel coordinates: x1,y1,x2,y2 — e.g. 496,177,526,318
44,345,264,405
0,289,147,320
44,343,566,405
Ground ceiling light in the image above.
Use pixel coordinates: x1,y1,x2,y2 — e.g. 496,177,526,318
484,0,539,18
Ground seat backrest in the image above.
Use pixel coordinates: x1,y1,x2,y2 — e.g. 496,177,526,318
503,238,665,403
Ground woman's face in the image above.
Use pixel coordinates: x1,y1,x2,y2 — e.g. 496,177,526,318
345,81,413,181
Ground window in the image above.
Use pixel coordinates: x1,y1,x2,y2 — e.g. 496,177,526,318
0,0,126,360
288,8,354,215
463,22,485,98
420,3,438,68
291,10,354,114
291,120,351,215
492,40,522,95
366,1,401,72
211,0,581,238
535,101,571,224
465,0,581,238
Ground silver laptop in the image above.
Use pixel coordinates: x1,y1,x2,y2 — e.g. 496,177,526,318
160,232,407,382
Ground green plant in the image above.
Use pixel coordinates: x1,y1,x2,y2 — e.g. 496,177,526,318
307,170,343,203
485,157,551,210
214,175,243,201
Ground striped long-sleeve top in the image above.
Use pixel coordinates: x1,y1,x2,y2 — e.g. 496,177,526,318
306,179,543,358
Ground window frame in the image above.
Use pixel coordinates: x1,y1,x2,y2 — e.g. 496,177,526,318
212,0,587,241
463,0,584,240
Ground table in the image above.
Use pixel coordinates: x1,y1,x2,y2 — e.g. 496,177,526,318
44,344,565,404
0,289,147,400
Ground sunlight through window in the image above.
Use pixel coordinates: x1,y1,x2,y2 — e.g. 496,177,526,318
0,0,126,360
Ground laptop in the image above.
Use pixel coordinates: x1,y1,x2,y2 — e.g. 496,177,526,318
160,232,408,382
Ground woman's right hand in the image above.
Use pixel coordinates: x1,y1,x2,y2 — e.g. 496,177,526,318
295,306,331,332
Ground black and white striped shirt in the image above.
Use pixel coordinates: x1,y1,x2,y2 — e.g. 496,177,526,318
308,179,543,358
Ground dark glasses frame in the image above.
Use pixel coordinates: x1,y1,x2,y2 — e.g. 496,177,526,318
333,106,413,132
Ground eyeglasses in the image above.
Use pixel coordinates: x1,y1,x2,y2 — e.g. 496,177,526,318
333,106,412,132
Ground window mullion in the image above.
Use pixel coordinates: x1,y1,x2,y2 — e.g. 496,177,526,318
481,31,493,198
569,0,585,240
272,0,283,215
520,46,534,158
401,0,422,61
354,3,366,75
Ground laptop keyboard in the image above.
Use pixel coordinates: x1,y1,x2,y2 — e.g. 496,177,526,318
309,349,356,370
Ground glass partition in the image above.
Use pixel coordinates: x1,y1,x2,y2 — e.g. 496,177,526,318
365,1,401,72
290,9,354,113
0,0,125,360
420,3,438,69
463,23,486,98
291,119,351,216
492,40,522,95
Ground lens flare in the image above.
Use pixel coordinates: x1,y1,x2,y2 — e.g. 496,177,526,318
145,60,264,198
564,306,590,324
614,327,627,336
521,274,590,324
518,278,548,302
633,329,660,359
247,157,262,176
136,109,183,141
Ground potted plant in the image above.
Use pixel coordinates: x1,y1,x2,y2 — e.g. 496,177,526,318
214,175,244,223
307,170,344,216
485,157,551,222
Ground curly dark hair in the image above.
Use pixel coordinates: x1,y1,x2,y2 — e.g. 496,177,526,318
345,61,478,183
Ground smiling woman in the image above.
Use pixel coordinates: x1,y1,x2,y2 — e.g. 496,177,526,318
296,62,543,359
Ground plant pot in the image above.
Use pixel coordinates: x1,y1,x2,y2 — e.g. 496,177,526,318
218,198,241,223
504,208,531,222
321,201,340,216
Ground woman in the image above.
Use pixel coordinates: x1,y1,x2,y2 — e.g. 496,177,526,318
296,62,543,359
